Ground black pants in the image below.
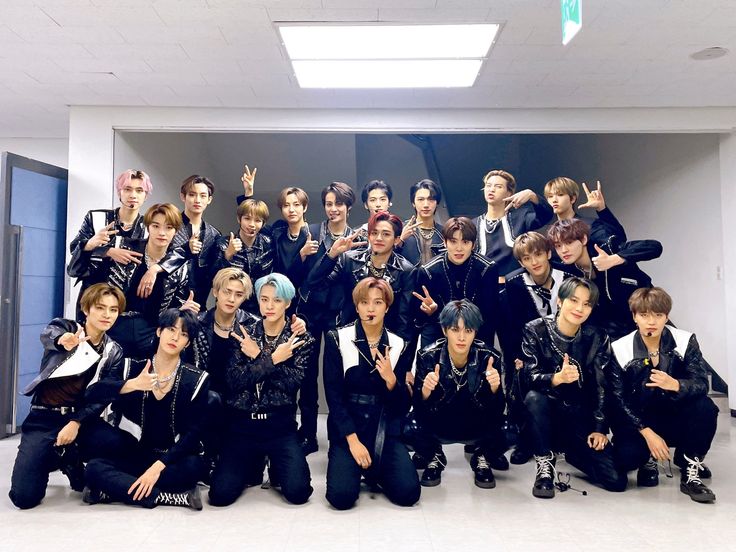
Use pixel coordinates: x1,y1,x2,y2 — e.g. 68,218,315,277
209,417,312,506
84,427,205,508
613,394,718,472
298,320,327,441
524,390,627,492
9,411,121,509
326,437,420,510
412,408,506,461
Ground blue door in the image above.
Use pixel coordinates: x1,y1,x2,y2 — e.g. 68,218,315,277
0,153,68,437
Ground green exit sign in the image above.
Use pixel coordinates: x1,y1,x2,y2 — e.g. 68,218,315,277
561,0,582,45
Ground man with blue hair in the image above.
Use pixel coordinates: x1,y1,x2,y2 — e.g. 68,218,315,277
208,273,315,506
412,300,506,490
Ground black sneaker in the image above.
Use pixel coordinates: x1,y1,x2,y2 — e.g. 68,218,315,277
471,453,496,489
82,486,111,505
532,453,556,499
155,487,203,510
510,446,531,465
637,458,659,487
420,453,446,487
490,453,509,471
679,455,716,503
300,437,319,456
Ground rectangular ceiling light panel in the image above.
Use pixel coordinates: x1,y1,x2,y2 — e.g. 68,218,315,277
279,23,498,88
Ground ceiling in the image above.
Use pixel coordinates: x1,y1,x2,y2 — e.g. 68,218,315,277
1,0,736,138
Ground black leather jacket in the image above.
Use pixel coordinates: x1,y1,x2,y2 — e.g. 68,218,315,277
414,338,505,417
187,308,259,373
158,213,221,304
304,248,417,341
608,326,710,431
224,319,315,414
23,318,125,423
397,221,444,267
323,322,413,443
112,358,209,465
520,316,611,434
414,252,499,346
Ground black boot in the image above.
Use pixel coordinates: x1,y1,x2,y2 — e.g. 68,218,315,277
471,453,496,489
510,446,531,465
636,457,659,487
421,452,446,487
532,453,556,499
154,487,203,510
674,451,712,479
679,455,716,503
82,486,111,505
490,453,509,471
54,444,85,492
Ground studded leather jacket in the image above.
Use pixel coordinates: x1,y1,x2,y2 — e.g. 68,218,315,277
521,316,612,434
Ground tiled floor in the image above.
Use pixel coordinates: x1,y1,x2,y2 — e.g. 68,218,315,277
1,406,734,552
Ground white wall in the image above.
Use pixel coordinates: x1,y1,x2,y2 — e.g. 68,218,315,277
0,138,68,168
719,133,736,410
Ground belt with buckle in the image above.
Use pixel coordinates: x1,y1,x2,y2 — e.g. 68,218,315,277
250,412,270,420
31,404,77,415
347,393,379,405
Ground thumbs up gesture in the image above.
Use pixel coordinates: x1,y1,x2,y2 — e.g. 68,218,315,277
189,231,203,255
591,243,623,272
553,354,580,386
422,364,442,399
485,356,501,393
289,314,307,336
58,327,90,351
179,290,201,314
225,232,243,261
300,231,319,259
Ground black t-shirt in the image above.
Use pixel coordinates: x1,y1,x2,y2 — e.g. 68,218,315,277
141,391,175,452
207,333,232,395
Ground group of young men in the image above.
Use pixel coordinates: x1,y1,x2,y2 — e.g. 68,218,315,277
8,165,718,512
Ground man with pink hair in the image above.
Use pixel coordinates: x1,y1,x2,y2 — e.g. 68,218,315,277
68,169,153,319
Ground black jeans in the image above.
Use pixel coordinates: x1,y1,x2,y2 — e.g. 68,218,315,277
209,415,312,506
613,394,718,472
298,320,327,441
326,437,420,510
84,426,205,508
9,411,121,509
524,390,627,492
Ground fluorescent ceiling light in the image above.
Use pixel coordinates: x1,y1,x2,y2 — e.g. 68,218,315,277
279,24,499,60
293,59,482,88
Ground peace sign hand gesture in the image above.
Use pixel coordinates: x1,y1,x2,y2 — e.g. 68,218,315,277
328,231,366,259
271,334,305,365
577,180,606,211
374,345,396,389
85,222,118,251
485,356,501,393
412,285,438,316
231,324,260,359
241,164,257,197
399,216,421,244
58,327,90,351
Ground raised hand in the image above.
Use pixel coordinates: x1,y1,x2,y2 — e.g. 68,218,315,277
485,356,501,393
300,231,319,259
289,314,307,336
133,360,157,392
58,327,90,351
328,231,365,259
421,364,442,399
85,222,117,251
591,243,623,272
189,231,202,255
271,334,305,364
374,345,396,389
645,369,680,392
179,290,200,314
241,164,257,197
225,232,243,260
503,189,536,213
412,285,438,316
578,180,606,211
231,324,260,359
106,247,143,265
399,216,421,244
553,354,579,386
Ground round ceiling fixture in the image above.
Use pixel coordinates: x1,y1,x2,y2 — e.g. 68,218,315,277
690,47,729,61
